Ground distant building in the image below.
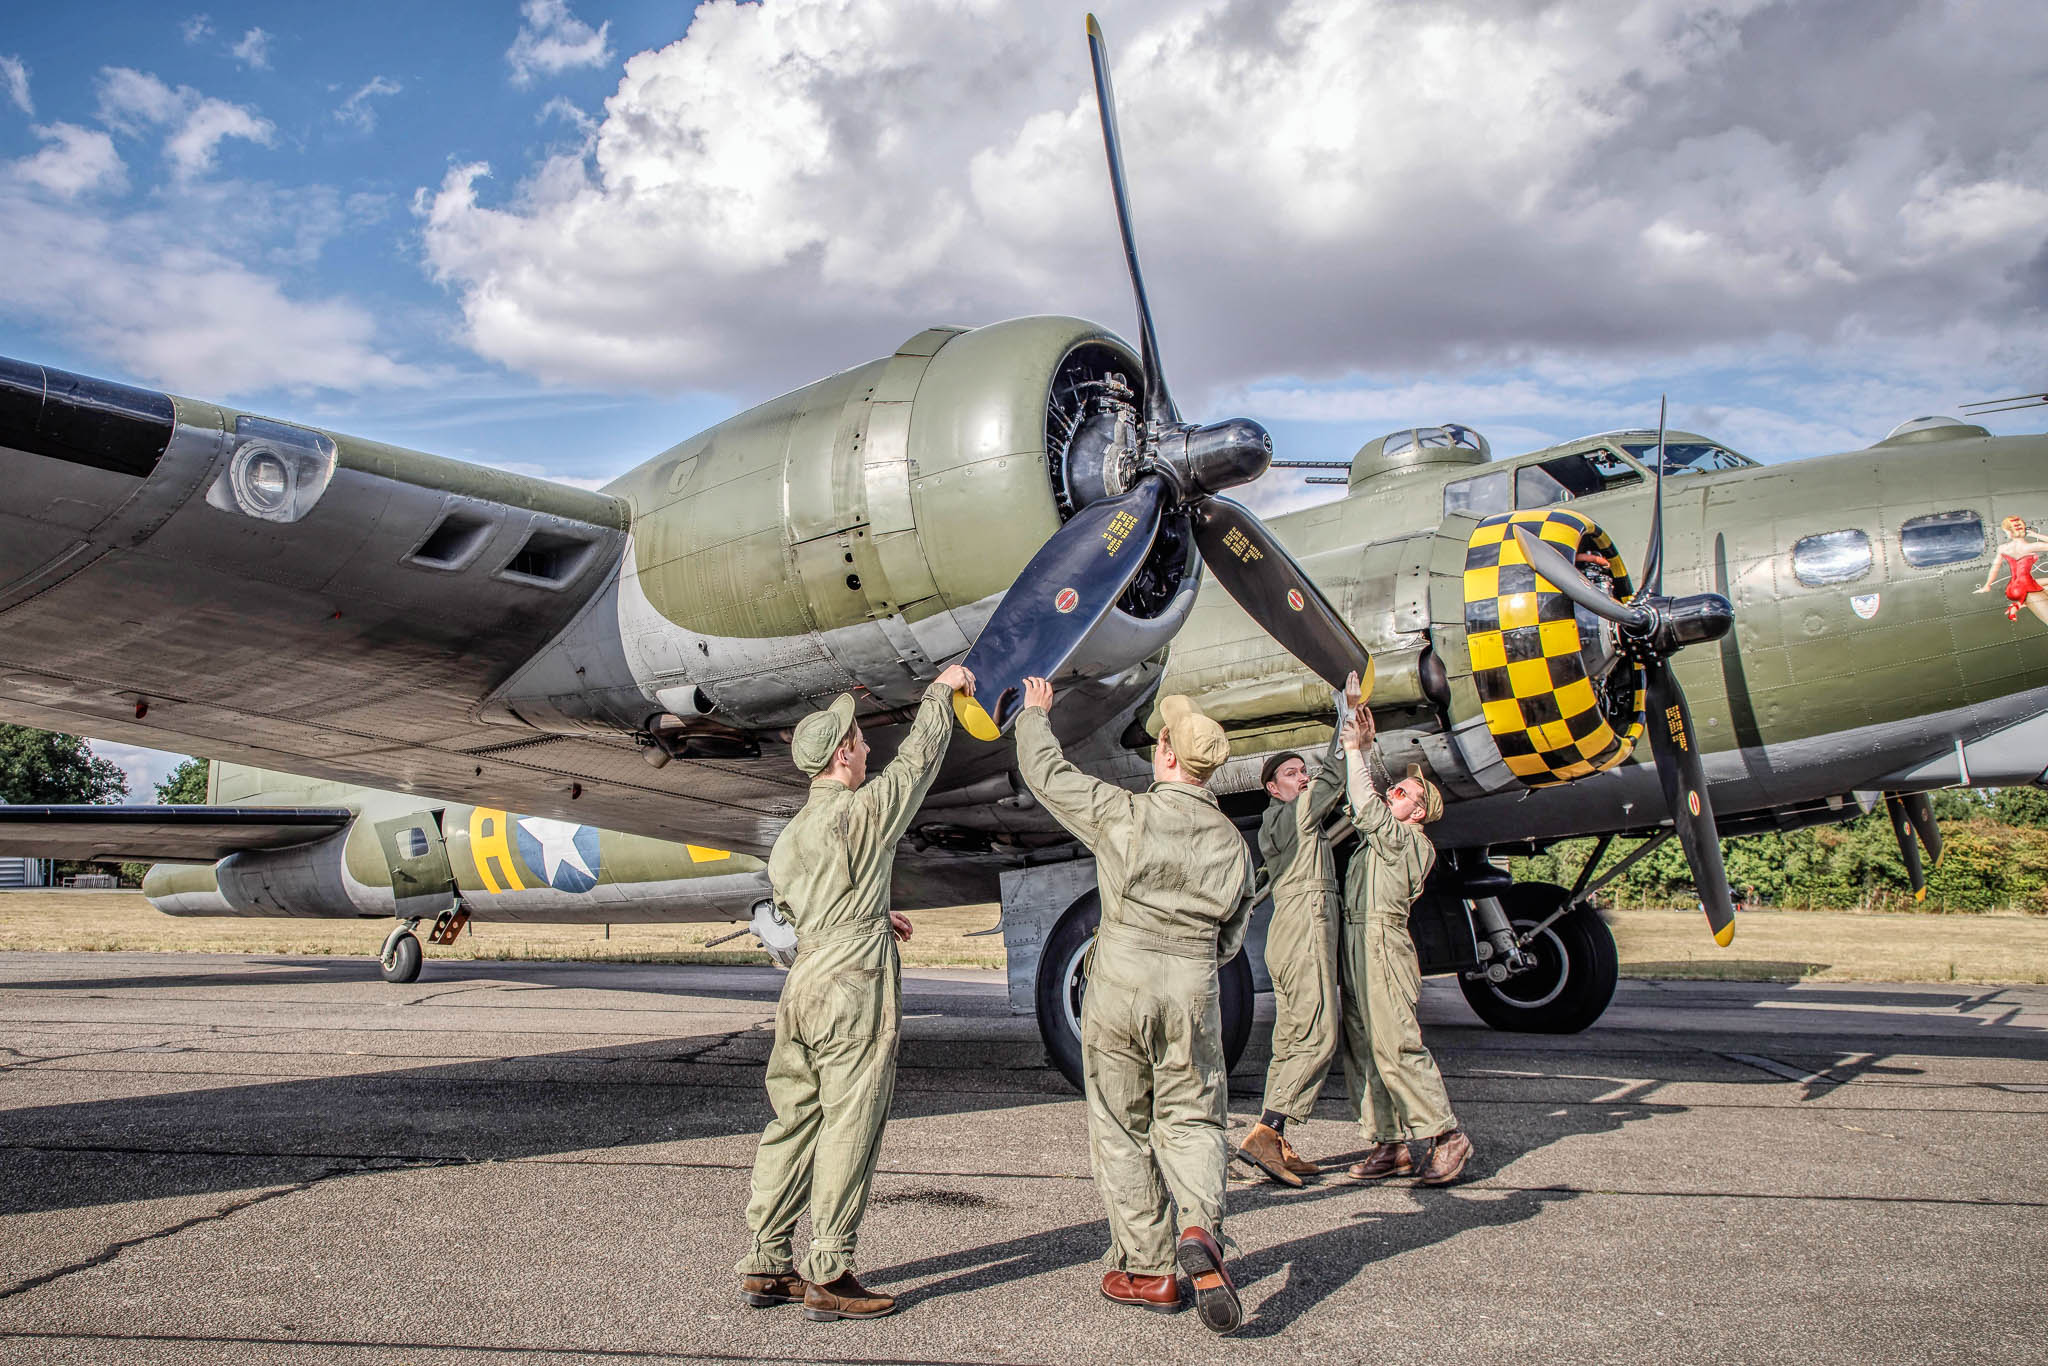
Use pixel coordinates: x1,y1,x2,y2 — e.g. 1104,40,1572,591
0,857,53,889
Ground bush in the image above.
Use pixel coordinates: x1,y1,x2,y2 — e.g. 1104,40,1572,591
1509,797,2048,915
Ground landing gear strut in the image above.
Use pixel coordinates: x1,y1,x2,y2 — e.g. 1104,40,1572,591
1457,883,1617,1033
379,918,423,984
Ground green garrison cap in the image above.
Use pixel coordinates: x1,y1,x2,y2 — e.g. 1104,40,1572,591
791,693,859,776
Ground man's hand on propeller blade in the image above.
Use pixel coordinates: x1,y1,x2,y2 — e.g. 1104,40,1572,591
1022,677,1056,712
936,664,976,695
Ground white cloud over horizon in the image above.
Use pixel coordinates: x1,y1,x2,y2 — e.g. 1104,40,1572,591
231,27,271,71
1,55,30,116
416,0,2047,457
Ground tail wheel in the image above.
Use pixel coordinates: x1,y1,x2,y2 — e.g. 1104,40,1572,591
1033,891,1254,1093
1457,882,1617,1034
379,930,423,984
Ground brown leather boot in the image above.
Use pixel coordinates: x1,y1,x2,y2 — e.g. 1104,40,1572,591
1347,1141,1414,1181
1233,1122,1305,1188
739,1271,807,1308
1275,1131,1321,1178
1175,1226,1242,1334
1418,1129,1473,1186
1101,1270,1181,1314
802,1272,896,1321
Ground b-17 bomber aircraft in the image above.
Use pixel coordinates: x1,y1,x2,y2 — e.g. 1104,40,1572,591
3,18,2045,1088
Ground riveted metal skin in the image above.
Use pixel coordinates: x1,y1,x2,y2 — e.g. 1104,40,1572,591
1463,509,1647,786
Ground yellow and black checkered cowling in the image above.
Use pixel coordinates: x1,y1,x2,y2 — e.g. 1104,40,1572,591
1463,509,1647,786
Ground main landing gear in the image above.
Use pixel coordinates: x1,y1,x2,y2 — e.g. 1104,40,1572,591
1456,881,1618,1034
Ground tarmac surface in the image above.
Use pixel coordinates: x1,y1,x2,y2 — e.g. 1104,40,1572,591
1,952,2045,1366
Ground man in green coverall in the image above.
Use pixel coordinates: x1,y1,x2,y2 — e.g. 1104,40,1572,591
1014,678,1257,1334
1234,681,1354,1188
735,662,975,1322
1336,704,1473,1186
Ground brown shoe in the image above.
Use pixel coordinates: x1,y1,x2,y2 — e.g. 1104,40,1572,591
1418,1129,1473,1186
1174,1226,1242,1334
803,1272,896,1321
1347,1141,1414,1181
1233,1122,1305,1188
739,1271,807,1308
1101,1270,1181,1314
1275,1131,1321,1178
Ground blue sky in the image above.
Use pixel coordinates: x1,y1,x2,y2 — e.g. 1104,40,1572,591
2,1,2044,794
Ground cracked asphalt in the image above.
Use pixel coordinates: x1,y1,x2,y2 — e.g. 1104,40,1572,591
2,951,2045,1365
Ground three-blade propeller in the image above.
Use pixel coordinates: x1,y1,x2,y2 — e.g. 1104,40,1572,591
953,16,1372,737
1510,399,1740,945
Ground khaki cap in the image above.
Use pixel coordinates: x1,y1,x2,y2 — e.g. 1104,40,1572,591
791,693,858,776
1158,694,1230,783
1405,763,1444,824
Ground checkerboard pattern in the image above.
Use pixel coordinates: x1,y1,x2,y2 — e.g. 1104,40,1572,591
1463,508,1647,786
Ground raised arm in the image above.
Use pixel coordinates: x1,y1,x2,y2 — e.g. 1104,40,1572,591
1298,723,1348,835
1013,679,1130,849
1341,704,1402,853
851,667,971,849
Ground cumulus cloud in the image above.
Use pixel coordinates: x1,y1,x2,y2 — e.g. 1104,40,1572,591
506,0,612,86
336,76,401,132
2,108,423,397
417,0,2048,454
97,67,274,179
11,123,126,198
180,14,213,45
231,27,271,70
1,55,29,115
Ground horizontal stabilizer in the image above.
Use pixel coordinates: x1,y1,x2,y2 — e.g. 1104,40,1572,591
0,805,352,863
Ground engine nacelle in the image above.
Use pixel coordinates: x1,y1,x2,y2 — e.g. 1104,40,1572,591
489,317,1199,734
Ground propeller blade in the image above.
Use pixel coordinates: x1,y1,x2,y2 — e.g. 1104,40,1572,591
954,473,1167,736
1511,525,1653,631
1189,494,1372,692
1639,395,1667,597
1885,794,1929,903
1899,790,1943,866
1643,657,1736,946
1084,14,1176,429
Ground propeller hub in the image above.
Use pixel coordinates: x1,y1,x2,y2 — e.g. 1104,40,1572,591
1148,417,1273,502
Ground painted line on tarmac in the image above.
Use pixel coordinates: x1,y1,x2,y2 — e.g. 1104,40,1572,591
0,1329,1039,1365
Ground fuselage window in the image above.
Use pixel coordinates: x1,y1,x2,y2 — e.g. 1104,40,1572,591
1443,470,1511,519
1515,464,1572,509
1791,529,1873,586
1899,510,1985,569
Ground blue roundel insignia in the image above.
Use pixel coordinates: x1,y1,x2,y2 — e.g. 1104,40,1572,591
514,816,602,892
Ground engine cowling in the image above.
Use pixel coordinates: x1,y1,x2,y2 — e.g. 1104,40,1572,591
490,316,1199,734
1456,507,1646,786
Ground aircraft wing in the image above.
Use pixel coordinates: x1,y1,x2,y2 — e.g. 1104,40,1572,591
0,357,812,858
0,805,353,863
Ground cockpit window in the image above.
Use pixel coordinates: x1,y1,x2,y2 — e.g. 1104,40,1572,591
1615,439,1753,476
1792,529,1873,586
1513,447,1644,508
1443,469,1511,519
1899,510,1985,569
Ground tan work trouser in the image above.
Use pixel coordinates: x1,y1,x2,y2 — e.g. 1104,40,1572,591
1259,889,1342,1122
1082,925,1228,1276
736,920,900,1285
1339,911,1457,1143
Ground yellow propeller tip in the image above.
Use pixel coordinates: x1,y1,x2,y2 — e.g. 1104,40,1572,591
1914,887,1928,904
1713,921,1736,948
953,692,1002,742
1086,13,1101,37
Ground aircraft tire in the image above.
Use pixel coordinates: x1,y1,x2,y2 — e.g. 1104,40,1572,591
1033,891,1254,1093
1457,883,1617,1034
380,931,423,984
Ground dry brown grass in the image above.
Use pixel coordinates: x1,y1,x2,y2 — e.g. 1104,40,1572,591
4,892,2045,984
0,891,1006,970
1606,905,2048,984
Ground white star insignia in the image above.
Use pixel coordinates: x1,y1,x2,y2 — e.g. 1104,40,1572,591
518,816,595,885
